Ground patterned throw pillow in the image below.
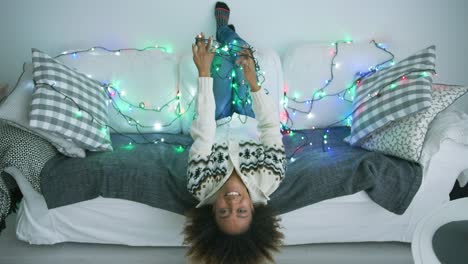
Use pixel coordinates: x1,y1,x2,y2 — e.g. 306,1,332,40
30,49,112,151
349,46,436,145
360,84,468,162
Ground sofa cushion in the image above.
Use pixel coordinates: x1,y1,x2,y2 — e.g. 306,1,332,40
30,49,112,152
58,46,181,134
0,63,86,157
349,45,436,145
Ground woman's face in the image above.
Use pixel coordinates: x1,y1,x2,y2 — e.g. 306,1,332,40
213,173,254,235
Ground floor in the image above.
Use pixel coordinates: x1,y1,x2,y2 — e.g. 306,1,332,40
0,213,414,264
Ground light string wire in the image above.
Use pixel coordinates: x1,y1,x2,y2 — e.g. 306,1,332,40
53,45,169,59
104,84,194,129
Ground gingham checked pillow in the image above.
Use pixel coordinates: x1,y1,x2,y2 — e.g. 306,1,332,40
349,45,436,146
29,49,112,152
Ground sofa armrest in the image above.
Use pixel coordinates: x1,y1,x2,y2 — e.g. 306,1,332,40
419,110,468,189
420,110,468,172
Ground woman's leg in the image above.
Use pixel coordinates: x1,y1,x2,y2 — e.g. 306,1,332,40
216,25,255,118
212,52,234,120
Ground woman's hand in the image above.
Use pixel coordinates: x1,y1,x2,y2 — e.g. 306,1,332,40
192,32,214,78
236,48,260,92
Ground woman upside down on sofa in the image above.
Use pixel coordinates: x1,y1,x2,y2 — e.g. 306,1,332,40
183,2,286,264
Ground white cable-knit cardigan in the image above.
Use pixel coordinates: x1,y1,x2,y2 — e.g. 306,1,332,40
187,77,286,208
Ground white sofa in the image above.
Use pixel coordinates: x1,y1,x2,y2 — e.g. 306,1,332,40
2,43,468,247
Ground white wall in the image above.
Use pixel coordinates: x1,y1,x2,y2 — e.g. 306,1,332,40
1,0,467,106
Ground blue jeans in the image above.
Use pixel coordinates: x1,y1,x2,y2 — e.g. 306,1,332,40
212,25,255,120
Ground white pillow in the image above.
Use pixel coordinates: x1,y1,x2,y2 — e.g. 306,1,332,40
281,42,393,129
0,63,86,157
58,47,181,134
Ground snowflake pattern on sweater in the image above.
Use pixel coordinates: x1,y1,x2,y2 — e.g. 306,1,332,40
187,140,286,204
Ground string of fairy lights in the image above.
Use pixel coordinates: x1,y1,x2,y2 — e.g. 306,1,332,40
33,39,435,161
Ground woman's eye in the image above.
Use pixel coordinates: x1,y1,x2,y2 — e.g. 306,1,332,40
238,209,247,214
219,209,228,215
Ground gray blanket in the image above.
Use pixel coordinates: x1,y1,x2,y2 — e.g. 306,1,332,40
41,127,422,215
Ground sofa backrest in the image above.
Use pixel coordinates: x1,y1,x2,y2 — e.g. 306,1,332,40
3,42,401,137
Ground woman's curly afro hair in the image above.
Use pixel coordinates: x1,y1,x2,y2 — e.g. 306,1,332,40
183,205,283,264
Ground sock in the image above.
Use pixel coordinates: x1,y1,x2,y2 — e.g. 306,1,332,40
215,2,230,29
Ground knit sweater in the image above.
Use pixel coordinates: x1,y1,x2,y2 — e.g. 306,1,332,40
187,77,286,208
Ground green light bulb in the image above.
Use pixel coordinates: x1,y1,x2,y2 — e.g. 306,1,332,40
162,46,173,53
122,143,135,150
175,146,185,153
